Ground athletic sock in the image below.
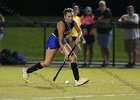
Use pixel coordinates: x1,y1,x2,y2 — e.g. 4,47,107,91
71,63,79,81
26,62,43,73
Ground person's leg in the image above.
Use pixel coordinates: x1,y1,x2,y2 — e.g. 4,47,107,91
83,44,87,66
128,52,133,63
27,48,57,73
132,51,136,66
132,39,138,66
72,42,81,54
101,47,106,65
97,33,106,66
88,43,93,65
75,43,81,54
69,37,81,54
124,39,137,68
62,44,79,80
124,40,130,67
22,48,57,83
103,32,112,66
63,43,89,86
105,47,110,62
125,52,133,68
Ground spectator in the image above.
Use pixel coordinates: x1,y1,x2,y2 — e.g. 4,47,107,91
94,0,112,66
118,5,140,68
0,13,5,41
68,4,82,54
80,6,95,66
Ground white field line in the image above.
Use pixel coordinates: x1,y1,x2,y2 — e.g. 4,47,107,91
1,93,138,100
33,93,135,100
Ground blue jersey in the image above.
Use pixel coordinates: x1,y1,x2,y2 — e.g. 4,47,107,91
45,18,75,49
54,18,75,37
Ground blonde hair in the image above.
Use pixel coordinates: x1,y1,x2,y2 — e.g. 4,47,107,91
99,0,106,5
63,8,73,15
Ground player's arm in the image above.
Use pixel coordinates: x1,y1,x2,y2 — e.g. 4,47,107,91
0,13,5,23
97,9,111,24
119,15,139,25
97,18,110,24
57,21,66,53
96,15,111,24
118,15,125,22
126,15,139,24
74,21,82,44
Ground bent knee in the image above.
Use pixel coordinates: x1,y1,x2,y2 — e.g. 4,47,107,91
70,54,77,62
75,48,81,53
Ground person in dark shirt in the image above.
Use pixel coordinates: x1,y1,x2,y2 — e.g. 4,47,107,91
94,0,112,66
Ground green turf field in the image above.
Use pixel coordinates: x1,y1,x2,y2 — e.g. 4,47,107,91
0,65,140,100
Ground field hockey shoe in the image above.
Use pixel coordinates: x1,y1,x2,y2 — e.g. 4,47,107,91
22,68,29,83
74,78,89,86
102,60,109,67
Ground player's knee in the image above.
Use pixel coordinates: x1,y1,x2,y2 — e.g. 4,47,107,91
70,54,77,62
75,48,81,53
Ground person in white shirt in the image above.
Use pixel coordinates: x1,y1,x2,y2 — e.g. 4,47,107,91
118,5,140,68
0,13,5,41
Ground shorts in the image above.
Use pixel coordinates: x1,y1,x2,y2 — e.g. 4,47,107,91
97,31,112,48
84,35,95,44
45,33,66,49
71,36,77,41
124,39,139,53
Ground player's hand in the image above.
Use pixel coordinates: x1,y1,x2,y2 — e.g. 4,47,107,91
82,39,86,44
75,37,80,44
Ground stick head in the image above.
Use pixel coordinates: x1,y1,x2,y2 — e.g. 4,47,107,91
53,76,56,82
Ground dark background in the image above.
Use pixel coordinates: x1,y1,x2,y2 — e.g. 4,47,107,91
0,0,140,17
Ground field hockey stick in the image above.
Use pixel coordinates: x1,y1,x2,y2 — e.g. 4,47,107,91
53,44,77,82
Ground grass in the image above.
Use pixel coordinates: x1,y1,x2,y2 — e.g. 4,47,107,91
0,65,140,100
1,27,140,62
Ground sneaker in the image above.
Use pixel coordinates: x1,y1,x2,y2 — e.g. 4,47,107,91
22,68,29,83
74,78,89,86
82,63,87,67
125,62,133,68
131,62,136,66
88,61,92,65
101,60,109,67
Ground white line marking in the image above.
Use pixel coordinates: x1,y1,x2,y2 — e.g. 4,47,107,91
33,93,135,100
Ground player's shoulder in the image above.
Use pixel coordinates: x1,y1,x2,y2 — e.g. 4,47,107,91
74,16,80,20
121,14,129,17
105,8,111,13
95,8,100,12
133,13,139,17
57,20,65,27
106,8,111,11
